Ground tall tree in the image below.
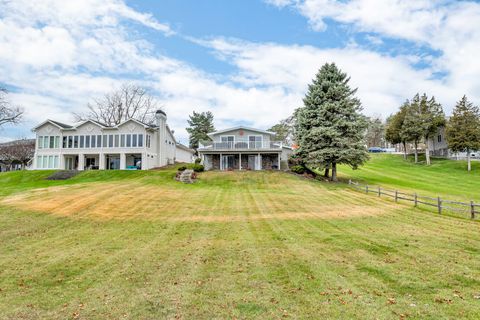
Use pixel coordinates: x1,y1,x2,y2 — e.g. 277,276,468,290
186,111,215,150
420,94,445,166
365,116,385,148
0,139,35,169
268,115,295,144
446,96,480,171
401,95,424,163
385,102,408,159
73,83,157,126
0,88,23,128
295,63,369,182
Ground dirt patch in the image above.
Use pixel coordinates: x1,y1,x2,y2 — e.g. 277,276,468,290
0,181,394,222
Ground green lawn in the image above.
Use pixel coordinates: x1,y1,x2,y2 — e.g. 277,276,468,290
340,154,480,201
0,165,479,319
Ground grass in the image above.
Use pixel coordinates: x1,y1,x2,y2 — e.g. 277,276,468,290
0,164,479,319
339,154,480,201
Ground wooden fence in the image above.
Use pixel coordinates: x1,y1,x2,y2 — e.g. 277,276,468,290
348,180,479,220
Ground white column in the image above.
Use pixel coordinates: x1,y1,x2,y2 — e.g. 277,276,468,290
78,153,85,171
120,153,126,170
141,152,147,170
220,153,223,170
258,153,261,170
239,153,242,170
99,153,105,170
277,153,281,170
59,154,65,170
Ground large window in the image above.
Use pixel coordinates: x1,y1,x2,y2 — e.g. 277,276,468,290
103,135,108,148
68,136,73,148
121,134,125,147
91,135,96,148
37,136,61,149
97,135,102,148
37,155,59,169
85,135,90,148
249,135,263,148
74,136,79,148
54,136,60,148
126,134,131,147
80,136,85,148
132,134,137,147
38,137,43,149
114,134,119,148
138,134,144,147
108,135,114,148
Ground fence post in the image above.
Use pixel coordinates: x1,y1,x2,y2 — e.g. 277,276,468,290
414,193,418,207
378,187,381,197
365,185,369,194
437,196,442,214
471,201,475,219
395,190,398,202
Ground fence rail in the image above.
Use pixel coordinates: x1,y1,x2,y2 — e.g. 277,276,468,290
348,180,478,219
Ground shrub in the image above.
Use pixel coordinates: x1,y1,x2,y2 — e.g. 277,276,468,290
178,166,187,171
288,154,303,167
192,164,204,172
290,165,305,174
194,158,202,164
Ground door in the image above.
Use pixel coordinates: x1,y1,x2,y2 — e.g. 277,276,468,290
248,155,259,170
249,136,262,149
221,155,235,170
220,136,234,149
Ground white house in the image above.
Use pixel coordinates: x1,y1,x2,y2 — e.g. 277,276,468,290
32,110,195,170
197,126,292,170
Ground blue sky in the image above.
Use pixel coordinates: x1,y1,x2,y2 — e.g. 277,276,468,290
1,0,480,143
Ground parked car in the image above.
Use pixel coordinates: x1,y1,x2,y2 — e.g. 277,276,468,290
368,147,385,153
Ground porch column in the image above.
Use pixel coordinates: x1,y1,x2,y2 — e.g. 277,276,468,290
239,153,242,170
141,152,146,170
258,153,261,170
220,153,223,170
278,153,281,170
59,154,65,170
78,153,85,171
120,153,126,170
99,153,105,170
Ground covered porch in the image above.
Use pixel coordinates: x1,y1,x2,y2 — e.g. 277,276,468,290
201,152,281,171
63,153,145,170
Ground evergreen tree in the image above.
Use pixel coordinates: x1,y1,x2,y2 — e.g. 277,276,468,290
446,96,480,171
385,102,408,159
186,111,215,150
295,63,369,182
401,95,424,163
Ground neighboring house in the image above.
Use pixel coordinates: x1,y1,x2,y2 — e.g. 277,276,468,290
197,126,292,171
427,126,480,159
0,139,35,172
32,110,195,170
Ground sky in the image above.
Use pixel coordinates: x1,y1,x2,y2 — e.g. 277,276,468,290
1,0,480,144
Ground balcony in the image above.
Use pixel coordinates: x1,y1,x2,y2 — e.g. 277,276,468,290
198,140,283,151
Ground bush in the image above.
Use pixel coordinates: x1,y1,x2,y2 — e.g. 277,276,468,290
288,154,303,167
191,164,204,172
290,165,305,174
178,166,187,171
194,158,202,164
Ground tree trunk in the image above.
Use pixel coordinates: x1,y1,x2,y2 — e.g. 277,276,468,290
324,165,330,178
330,162,337,182
467,149,471,172
414,141,418,163
402,141,407,160
425,136,431,166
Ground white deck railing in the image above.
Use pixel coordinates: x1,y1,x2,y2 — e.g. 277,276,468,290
199,140,283,151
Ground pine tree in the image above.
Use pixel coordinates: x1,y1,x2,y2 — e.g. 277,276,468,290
446,96,480,171
294,63,369,182
186,111,215,150
401,95,424,163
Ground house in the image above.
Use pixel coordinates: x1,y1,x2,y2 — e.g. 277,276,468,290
427,126,450,157
32,110,195,170
197,126,292,170
0,139,35,172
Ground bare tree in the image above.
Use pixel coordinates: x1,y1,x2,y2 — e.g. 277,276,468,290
0,88,23,127
73,83,158,126
0,139,35,170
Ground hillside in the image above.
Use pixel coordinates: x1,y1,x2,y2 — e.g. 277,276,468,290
0,167,479,319
339,154,480,201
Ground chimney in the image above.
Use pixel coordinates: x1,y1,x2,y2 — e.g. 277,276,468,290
155,109,168,167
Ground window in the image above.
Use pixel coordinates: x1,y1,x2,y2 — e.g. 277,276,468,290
43,136,49,149
103,135,108,148
132,134,137,147
80,135,85,148
68,136,73,148
85,135,90,148
54,136,60,148
42,156,48,168
91,135,96,148
49,136,55,148
37,156,42,168
126,134,131,147
62,136,67,148
54,156,59,168
438,135,442,143
146,135,150,148
138,134,144,147
38,136,43,149
121,134,125,147
48,156,54,168
114,134,119,148
74,136,79,148
97,135,102,148
249,135,262,148
108,135,113,148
